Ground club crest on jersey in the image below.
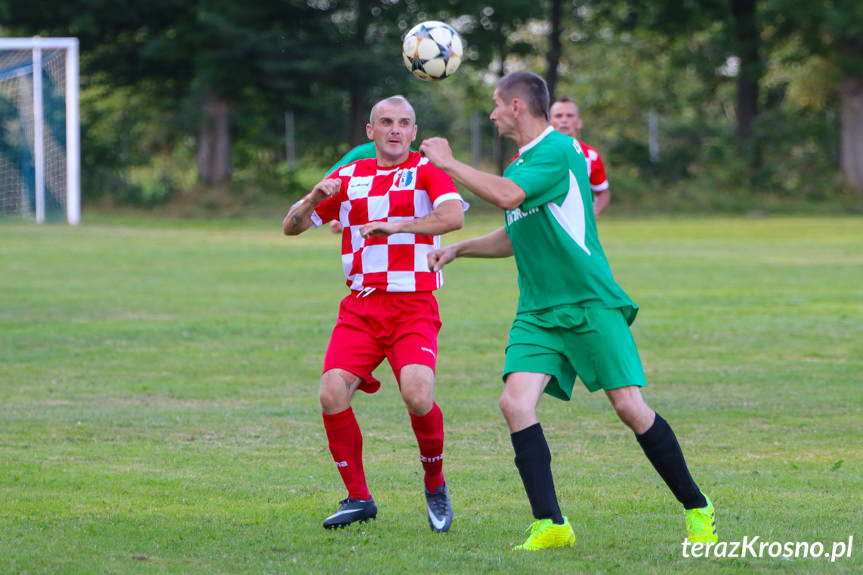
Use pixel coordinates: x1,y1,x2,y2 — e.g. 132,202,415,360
391,167,417,191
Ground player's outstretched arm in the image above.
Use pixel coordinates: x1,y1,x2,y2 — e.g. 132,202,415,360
282,178,340,236
360,199,464,239
428,227,513,272
420,138,526,210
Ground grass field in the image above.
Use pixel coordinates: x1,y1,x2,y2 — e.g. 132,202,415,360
1,214,861,575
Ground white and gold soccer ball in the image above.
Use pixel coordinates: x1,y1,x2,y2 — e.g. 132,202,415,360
402,21,463,81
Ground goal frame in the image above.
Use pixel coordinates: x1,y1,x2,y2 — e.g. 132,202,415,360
0,37,80,225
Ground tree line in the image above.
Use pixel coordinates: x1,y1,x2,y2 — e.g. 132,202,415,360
2,0,861,210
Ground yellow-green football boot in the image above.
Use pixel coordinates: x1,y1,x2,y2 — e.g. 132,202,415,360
513,517,576,551
685,495,717,543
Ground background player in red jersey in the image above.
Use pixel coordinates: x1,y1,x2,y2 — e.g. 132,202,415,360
282,96,465,533
550,98,611,218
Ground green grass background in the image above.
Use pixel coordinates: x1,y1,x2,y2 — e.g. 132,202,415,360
1,215,861,574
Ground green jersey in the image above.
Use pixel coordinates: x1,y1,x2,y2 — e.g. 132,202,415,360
326,142,377,175
504,127,637,321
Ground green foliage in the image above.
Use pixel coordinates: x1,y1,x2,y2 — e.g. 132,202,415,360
768,0,863,76
2,0,862,207
550,2,863,212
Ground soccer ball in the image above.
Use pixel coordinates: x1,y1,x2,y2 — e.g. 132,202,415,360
402,21,463,81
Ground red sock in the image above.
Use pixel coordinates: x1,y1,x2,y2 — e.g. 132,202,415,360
410,402,446,492
322,408,370,500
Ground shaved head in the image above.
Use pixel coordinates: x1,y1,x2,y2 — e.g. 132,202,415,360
370,96,416,125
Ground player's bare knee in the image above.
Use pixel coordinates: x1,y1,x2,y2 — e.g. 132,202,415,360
402,391,433,415
613,403,638,426
608,387,644,410
318,392,340,413
318,384,342,412
318,370,353,412
399,383,435,414
498,390,525,420
611,397,635,420
398,365,435,414
609,394,654,432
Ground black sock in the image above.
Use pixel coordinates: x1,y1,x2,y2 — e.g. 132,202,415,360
511,423,564,524
636,413,707,510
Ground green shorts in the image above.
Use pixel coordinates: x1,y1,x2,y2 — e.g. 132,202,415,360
503,306,647,401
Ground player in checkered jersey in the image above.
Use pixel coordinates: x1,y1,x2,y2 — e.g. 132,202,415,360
550,98,611,218
282,96,466,533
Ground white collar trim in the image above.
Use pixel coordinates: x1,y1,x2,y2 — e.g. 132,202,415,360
518,126,555,156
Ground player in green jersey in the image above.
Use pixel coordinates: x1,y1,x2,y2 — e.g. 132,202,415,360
327,141,377,174
421,71,717,551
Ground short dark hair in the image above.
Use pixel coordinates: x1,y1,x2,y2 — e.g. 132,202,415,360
496,71,550,120
551,97,579,114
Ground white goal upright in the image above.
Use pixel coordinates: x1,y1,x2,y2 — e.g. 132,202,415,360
0,37,80,225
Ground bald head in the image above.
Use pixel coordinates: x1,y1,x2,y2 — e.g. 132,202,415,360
366,95,418,167
370,96,416,125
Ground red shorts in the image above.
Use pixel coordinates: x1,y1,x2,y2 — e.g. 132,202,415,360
323,290,442,394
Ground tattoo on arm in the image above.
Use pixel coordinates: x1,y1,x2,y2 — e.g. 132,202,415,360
407,208,445,232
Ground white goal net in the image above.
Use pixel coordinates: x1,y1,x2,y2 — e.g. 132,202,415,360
0,38,80,224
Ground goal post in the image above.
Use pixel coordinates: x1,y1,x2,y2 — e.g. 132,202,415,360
0,37,80,225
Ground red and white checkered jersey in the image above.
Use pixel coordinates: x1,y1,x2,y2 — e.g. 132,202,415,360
309,151,464,293
578,140,609,193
